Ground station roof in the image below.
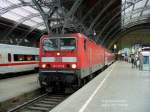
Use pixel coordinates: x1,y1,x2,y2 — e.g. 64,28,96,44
0,0,150,47
122,0,150,28
0,0,45,30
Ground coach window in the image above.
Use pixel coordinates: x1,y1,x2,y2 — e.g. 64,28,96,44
8,53,11,62
84,39,87,50
26,55,33,61
35,55,39,61
14,54,24,61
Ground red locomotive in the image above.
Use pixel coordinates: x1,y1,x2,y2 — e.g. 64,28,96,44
39,33,114,91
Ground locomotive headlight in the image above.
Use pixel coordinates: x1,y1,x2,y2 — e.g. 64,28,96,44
71,64,77,69
57,52,60,56
42,64,46,68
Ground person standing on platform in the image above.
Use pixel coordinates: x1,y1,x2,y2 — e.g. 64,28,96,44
131,54,135,68
139,52,144,70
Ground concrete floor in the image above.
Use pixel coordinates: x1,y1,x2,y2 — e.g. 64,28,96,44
50,61,150,112
0,74,40,102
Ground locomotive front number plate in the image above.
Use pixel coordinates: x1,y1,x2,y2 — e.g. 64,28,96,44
55,57,62,62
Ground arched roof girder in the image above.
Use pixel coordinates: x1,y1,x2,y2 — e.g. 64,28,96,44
3,13,41,40
124,6,150,18
96,0,145,44
123,17,150,28
107,21,150,48
16,22,44,45
86,0,118,34
0,3,31,15
80,0,102,23
103,21,121,43
94,7,120,30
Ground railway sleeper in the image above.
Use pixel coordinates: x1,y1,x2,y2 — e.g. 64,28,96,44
27,106,49,111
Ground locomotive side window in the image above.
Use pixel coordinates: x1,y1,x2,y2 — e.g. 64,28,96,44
84,39,87,50
8,53,11,62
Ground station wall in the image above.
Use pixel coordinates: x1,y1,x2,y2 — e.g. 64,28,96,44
117,29,150,50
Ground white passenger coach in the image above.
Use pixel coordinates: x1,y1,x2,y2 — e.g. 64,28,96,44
0,44,39,74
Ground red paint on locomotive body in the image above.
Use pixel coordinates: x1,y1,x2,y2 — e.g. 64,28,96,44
39,34,79,70
39,33,114,89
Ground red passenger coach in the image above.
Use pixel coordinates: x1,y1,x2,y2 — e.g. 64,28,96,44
39,33,114,91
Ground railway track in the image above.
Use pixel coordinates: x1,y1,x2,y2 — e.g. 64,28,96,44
8,93,70,112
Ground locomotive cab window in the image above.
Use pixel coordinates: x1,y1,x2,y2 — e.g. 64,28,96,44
43,37,76,51
43,39,58,51
60,38,76,50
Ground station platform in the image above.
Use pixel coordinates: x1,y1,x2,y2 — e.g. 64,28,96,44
0,74,40,102
50,61,150,112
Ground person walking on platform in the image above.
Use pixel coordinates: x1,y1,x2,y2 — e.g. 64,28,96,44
131,54,135,68
139,52,144,70
134,54,139,68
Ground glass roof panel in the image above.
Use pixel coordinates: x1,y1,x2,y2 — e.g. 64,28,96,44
31,17,43,23
8,0,21,4
147,0,150,6
122,0,150,28
42,7,49,13
0,0,61,31
1,11,23,21
11,8,31,17
0,0,12,8
122,0,125,4
125,6,133,13
37,25,46,30
134,0,146,10
132,12,141,18
142,9,150,16
23,6,39,13
23,20,38,27
22,0,32,2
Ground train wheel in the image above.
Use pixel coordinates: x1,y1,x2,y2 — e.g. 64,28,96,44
71,78,82,91
78,78,83,87
71,84,79,91
83,78,87,85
